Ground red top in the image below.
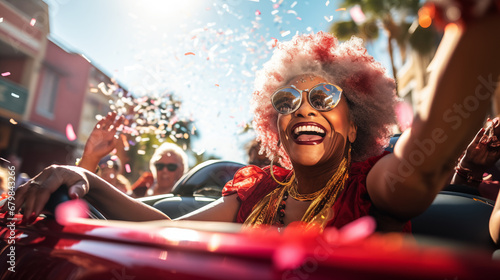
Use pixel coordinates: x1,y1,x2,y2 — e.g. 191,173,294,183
222,152,411,232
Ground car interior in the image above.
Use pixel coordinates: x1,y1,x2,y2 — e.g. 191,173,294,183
43,136,498,256
135,135,499,255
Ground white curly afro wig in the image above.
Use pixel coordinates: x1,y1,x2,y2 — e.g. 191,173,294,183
251,32,397,169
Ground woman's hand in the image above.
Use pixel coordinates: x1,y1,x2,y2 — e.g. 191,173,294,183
460,117,500,171
78,112,124,172
1,165,90,223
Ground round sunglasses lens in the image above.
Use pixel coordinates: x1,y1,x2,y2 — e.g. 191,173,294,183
309,84,342,111
272,88,301,114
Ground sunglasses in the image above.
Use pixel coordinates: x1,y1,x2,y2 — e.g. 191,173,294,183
154,163,179,172
271,83,343,115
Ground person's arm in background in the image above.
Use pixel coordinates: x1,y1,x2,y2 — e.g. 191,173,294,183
78,112,124,172
451,117,500,187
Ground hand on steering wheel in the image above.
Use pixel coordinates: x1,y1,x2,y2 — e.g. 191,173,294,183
0,165,90,223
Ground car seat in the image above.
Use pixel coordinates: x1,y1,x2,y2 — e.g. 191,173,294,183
152,160,245,219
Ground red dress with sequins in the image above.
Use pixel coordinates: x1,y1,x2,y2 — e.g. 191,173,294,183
222,152,412,232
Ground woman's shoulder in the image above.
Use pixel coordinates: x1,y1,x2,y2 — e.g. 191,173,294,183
350,151,391,176
222,165,291,200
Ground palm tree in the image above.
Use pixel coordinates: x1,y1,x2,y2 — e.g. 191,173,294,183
329,0,420,89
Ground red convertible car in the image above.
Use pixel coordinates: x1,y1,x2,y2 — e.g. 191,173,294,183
1,159,500,279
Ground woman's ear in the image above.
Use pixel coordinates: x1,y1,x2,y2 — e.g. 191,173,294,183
348,121,357,143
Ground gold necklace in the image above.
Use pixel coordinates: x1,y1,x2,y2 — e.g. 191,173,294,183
288,181,323,201
244,146,351,230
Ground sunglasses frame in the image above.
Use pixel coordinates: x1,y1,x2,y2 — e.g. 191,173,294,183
154,163,179,172
271,83,343,115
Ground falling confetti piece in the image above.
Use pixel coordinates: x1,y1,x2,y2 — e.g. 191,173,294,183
271,10,279,15
11,93,19,98
66,123,77,141
0,17,3,23
324,15,333,22
1,72,11,77
296,17,302,20
350,5,366,24
280,30,290,37
138,150,146,155
336,8,346,11
30,18,36,26
248,0,259,2
255,10,261,16
55,199,88,226
125,163,131,173
215,84,219,87
287,10,297,15
291,1,297,8
184,52,195,56
9,119,17,125
273,4,280,9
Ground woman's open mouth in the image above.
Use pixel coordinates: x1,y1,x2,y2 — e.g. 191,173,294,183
291,122,327,145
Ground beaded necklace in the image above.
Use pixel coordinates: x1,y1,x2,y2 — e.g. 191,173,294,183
244,147,351,230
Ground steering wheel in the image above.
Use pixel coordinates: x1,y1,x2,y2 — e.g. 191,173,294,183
45,185,106,220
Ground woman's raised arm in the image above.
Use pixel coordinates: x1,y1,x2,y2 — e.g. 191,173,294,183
367,13,500,219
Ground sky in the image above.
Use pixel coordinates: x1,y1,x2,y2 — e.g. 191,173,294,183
43,0,393,165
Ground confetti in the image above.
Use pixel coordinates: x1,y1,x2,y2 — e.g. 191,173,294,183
324,15,333,22
255,10,261,16
30,18,36,26
280,30,290,37
215,84,219,87
55,199,88,226
273,4,280,9
248,0,259,2
336,8,346,11
350,5,366,24
184,52,195,55
11,93,19,98
287,10,297,16
291,1,297,8
1,72,11,77
325,0,330,6
296,17,302,21
0,17,3,23
125,163,131,173
9,119,17,125
66,123,77,141
271,10,279,15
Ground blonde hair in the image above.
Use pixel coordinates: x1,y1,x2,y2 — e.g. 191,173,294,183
149,142,188,178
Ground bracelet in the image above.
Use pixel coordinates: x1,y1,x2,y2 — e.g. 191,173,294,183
454,164,483,183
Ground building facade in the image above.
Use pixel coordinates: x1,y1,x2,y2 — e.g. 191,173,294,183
0,0,123,177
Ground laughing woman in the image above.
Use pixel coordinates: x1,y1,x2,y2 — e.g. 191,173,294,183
4,9,500,231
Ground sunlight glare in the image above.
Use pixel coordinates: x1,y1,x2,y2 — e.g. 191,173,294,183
133,0,203,25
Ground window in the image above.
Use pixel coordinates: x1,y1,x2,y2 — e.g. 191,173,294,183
36,68,59,119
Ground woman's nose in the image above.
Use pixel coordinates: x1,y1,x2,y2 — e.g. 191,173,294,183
294,92,317,117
